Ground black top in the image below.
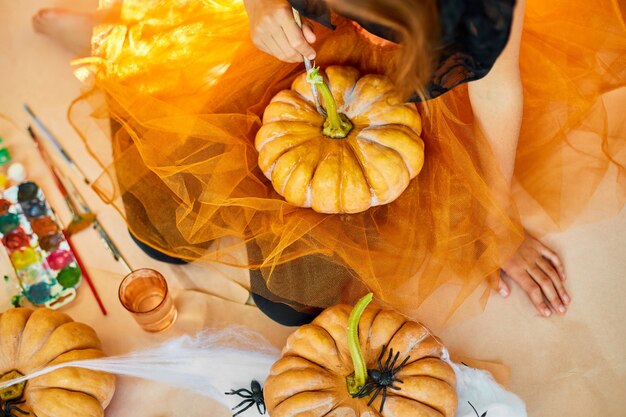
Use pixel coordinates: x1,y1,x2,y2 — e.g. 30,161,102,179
289,0,516,101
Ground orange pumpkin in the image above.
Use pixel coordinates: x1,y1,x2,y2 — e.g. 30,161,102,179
0,308,116,417
255,66,424,214
265,294,457,417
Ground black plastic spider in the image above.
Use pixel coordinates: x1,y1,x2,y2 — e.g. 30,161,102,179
0,399,28,417
468,401,488,417
352,345,411,413
225,380,266,417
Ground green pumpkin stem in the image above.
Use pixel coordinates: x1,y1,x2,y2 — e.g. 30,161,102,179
345,292,373,395
306,67,353,139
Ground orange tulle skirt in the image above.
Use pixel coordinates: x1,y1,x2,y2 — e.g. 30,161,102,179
70,0,626,318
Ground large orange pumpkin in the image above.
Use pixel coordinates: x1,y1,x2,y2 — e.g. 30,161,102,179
255,66,424,214
0,308,116,417
264,295,457,417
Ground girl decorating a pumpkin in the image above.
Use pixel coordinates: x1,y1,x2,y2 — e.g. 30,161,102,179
32,0,625,323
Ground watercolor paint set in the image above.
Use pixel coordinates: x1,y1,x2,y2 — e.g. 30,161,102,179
0,181,81,308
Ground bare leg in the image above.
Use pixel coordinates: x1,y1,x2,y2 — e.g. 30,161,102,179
469,0,569,318
32,8,96,55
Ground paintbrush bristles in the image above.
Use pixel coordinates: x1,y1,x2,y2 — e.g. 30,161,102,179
66,213,97,236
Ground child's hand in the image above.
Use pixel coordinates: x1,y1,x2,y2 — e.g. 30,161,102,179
498,233,570,317
244,0,317,63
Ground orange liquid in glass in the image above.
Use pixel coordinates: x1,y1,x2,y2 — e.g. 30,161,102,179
119,269,177,332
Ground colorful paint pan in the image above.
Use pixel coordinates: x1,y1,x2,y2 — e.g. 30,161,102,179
21,199,47,219
17,263,48,286
31,216,59,238
10,247,38,270
39,234,64,252
57,266,81,288
26,281,53,304
17,182,39,202
2,227,30,251
0,213,19,234
0,199,11,215
0,181,82,308
46,249,73,271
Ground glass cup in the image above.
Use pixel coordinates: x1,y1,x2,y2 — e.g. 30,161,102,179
118,268,178,332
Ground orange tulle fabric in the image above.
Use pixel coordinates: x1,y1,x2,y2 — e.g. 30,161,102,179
70,0,626,318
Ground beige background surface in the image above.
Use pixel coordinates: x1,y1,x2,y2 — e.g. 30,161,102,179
1,1,625,416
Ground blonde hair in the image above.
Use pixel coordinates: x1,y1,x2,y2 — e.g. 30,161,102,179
329,0,441,100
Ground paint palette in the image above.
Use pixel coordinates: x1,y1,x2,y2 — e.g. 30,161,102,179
0,181,81,308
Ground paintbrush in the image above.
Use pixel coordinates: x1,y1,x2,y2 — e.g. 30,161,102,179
23,104,90,185
28,126,132,273
27,126,95,235
26,126,107,314
62,229,108,315
56,170,133,273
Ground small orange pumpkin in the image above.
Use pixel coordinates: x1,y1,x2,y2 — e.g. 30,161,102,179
0,308,116,417
264,294,457,417
256,66,424,214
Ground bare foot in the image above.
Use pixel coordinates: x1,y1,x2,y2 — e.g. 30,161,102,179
32,8,95,55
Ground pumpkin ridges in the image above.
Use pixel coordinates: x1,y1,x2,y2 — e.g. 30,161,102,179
381,375,458,417
17,309,73,369
344,139,388,205
336,137,376,212
367,324,446,409
325,394,379,417
272,142,320,197
311,145,343,213
398,359,456,388
357,126,424,177
265,357,342,413
325,66,361,110
358,307,385,363
270,356,336,376
384,326,443,369
27,387,104,417
263,101,320,125
24,322,101,373
257,67,425,214
265,368,339,406
343,75,398,119
0,308,33,372
363,309,408,365
282,324,348,374
263,90,322,124
27,365,116,408
348,138,409,204
308,306,353,370
337,145,371,213
282,143,322,207
268,89,317,108
310,305,353,328
351,102,422,136
256,128,320,177
255,121,320,153
0,309,114,416
27,348,116,407
396,339,443,368
266,303,457,417
371,396,445,417
291,72,317,104
271,390,343,417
